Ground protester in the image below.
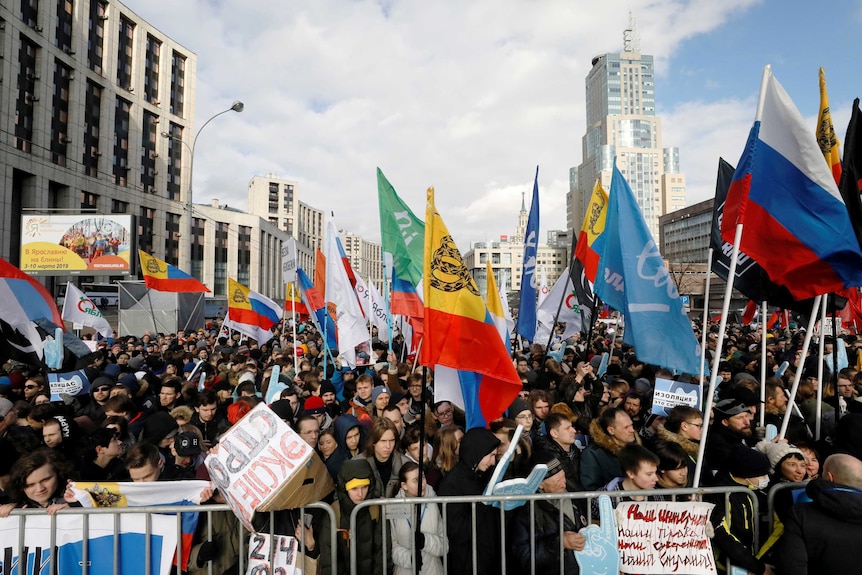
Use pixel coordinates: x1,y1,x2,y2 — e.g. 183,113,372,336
389,461,448,575
580,407,638,490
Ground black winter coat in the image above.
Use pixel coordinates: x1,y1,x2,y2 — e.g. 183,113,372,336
775,479,862,575
509,499,584,575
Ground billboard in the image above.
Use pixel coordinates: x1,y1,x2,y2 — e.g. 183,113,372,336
20,215,133,276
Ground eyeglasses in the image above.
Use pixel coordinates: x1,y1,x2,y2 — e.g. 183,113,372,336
24,385,38,390
95,386,112,392
436,408,453,417
685,421,704,428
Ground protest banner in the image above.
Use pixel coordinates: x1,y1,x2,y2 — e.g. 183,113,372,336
0,513,177,575
616,501,716,574
652,377,701,416
47,369,91,401
205,403,334,531
246,532,302,575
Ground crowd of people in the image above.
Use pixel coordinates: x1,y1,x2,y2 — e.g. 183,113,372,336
1,318,861,574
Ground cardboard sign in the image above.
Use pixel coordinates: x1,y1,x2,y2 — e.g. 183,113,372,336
205,403,334,531
48,369,91,401
616,501,716,574
246,532,300,575
652,377,701,416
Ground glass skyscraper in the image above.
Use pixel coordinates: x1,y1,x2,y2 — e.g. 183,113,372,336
568,45,686,238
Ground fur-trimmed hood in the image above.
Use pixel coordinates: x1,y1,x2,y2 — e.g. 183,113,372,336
588,416,641,456
656,425,700,458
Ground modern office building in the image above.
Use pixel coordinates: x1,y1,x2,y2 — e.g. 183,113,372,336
190,199,288,299
463,195,567,305
246,174,323,274
0,0,199,297
659,198,713,264
568,24,686,239
340,230,384,289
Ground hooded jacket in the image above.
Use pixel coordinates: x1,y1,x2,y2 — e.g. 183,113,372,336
326,414,367,480
775,478,862,574
436,428,501,575
334,458,383,575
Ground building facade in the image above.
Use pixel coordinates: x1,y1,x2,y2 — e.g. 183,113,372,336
340,230,384,289
191,199,288,299
568,27,686,239
463,198,567,308
0,0,197,297
246,174,323,274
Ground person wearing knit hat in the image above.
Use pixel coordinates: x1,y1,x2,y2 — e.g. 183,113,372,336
334,458,383,573
706,443,771,575
302,395,333,432
756,440,807,482
371,385,390,414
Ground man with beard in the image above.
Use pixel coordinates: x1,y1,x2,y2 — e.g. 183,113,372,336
705,398,753,480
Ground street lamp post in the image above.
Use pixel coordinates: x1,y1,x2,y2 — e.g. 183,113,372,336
162,100,244,273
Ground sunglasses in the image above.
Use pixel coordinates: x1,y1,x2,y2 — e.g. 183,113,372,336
95,386,112,392
24,385,38,390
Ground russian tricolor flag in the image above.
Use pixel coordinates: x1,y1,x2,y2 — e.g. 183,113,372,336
722,66,862,300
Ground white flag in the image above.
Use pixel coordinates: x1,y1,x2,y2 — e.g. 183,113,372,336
325,221,369,367
534,268,580,345
367,279,390,335
537,266,550,308
282,237,297,284
61,282,114,338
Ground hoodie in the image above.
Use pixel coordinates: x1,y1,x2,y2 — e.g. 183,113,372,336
326,414,367,480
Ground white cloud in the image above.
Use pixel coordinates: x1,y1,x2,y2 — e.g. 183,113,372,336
126,0,762,248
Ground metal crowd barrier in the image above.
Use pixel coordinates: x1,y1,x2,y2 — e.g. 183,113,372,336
349,485,759,575
764,480,809,533
5,486,758,575
6,501,336,575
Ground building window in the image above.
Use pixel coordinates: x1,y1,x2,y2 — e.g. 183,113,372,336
144,34,160,104
166,122,183,200
237,225,251,286
15,34,38,153
113,97,130,185
83,80,102,176
81,191,98,211
116,16,133,91
213,222,229,295
191,217,204,280
111,199,128,213
170,50,185,116
141,111,157,193
55,0,72,53
138,207,154,254
21,0,38,29
50,59,72,166
164,212,180,265
86,0,105,73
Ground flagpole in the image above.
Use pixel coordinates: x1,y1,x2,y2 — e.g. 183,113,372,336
780,296,822,440
693,223,744,489
385,263,394,356
816,298,826,440
291,282,298,360
414,364,429,571
759,299,767,429
699,248,714,401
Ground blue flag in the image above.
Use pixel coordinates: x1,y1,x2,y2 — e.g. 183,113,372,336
596,163,702,374
516,166,540,342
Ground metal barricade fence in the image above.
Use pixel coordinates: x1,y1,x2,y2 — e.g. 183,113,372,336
349,485,759,575
5,486,758,575
6,502,337,575
764,480,809,533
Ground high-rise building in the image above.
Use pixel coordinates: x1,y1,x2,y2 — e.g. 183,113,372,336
568,20,686,238
246,174,322,274
0,0,196,297
339,230,384,289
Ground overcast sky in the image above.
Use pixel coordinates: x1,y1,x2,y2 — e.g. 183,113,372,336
125,0,862,248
